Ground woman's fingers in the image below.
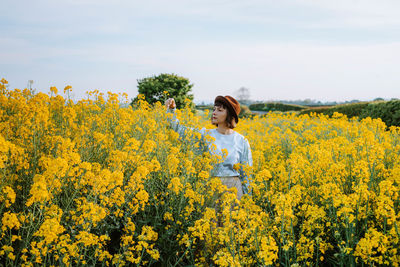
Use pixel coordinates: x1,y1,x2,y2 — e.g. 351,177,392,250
168,98,176,108
165,98,176,109
165,98,172,107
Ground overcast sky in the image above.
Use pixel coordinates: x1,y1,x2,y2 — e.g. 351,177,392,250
1,0,400,103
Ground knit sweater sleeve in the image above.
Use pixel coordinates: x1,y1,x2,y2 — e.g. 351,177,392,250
166,108,206,150
166,108,189,137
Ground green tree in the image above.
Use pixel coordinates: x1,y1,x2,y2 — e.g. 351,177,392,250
132,73,194,110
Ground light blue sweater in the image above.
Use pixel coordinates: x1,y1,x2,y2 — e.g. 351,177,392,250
167,108,253,194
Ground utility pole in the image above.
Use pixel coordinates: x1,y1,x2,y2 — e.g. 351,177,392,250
235,87,251,104
28,80,34,90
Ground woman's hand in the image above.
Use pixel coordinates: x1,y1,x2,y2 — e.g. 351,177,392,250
165,98,176,109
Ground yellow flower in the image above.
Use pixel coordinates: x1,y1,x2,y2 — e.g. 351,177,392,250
26,175,51,206
142,140,156,154
75,231,100,246
34,217,65,244
64,85,72,93
2,186,16,208
163,212,174,221
355,228,390,265
168,177,183,194
258,236,278,265
50,86,58,95
135,189,149,210
139,225,158,242
1,212,20,231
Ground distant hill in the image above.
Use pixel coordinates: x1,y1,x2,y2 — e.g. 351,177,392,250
249,102,307,112
299,100,400,128
195,103,253,118
196,99,400,128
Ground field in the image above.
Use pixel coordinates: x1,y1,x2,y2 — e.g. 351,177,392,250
0,78,399,266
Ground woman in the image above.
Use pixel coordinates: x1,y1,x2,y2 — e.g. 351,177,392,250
165,95,252,200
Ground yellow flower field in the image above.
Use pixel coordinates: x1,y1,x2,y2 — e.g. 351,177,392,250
0,78,399,266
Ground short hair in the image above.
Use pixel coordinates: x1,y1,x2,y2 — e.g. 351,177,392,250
212,100,237,129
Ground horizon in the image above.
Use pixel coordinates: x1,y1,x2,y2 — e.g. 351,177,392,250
3,79,395,106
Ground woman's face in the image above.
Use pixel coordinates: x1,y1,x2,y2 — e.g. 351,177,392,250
212,105,227,126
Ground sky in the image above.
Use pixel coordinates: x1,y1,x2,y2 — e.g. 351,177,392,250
1,0,400,103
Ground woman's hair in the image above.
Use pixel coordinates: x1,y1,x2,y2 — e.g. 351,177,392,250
212,100,237,129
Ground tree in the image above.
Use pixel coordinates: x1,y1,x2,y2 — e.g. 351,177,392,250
131,73,194,109
235,87,251,104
